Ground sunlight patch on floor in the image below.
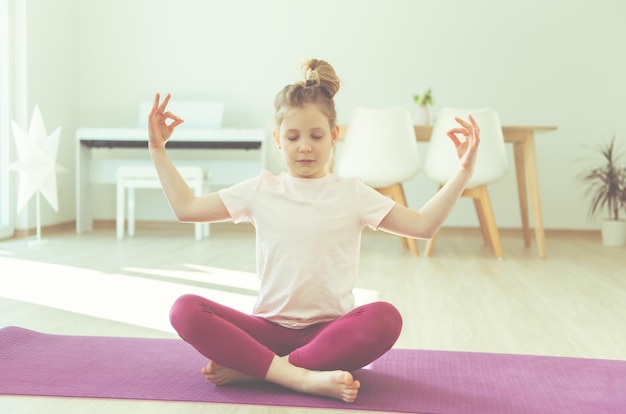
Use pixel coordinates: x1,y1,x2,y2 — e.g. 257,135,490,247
0,257,256,334
1,257,380,333
123,264,262,291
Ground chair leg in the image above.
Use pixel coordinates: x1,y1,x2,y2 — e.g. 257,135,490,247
116,177,125,240
476,202,492,246
475,186,504,259
467,189,491,246
128,187,136,237
191,177,204,240
202,182,211,238
377,183,419,256
428,185,504,259
425,231,439,256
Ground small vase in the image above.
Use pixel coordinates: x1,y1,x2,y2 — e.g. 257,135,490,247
601,219,626,247
414,105,430,125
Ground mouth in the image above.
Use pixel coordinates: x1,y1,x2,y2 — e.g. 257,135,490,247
297,160,315,164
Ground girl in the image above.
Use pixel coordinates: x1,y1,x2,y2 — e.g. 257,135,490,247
148,59,479,403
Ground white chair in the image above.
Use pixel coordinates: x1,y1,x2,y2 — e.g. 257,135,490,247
116,166,211,240
423,107,508,258
334,107,421,255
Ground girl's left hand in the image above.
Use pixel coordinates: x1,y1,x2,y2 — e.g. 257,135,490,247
446,115,480,172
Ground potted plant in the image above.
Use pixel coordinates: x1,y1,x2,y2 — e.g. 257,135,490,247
412,88,434,125
579,135,626,246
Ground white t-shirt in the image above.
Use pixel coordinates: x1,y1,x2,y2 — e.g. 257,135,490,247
218,170,396,328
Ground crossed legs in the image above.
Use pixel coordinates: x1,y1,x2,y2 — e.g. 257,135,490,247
169,294,402,402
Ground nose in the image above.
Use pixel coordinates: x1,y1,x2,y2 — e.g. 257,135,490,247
299,139,312,153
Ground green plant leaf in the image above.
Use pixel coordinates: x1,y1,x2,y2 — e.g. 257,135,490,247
578,134,626,221
412,88,434,106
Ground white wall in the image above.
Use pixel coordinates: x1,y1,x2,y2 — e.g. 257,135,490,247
20,0,626,230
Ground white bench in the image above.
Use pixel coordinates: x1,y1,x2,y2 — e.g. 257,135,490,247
116,165,211,240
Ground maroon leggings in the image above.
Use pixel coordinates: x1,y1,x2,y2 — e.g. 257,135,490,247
169,294,403,379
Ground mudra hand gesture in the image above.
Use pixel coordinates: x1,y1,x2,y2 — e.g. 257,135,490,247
148,93,184,149
446,115,480,172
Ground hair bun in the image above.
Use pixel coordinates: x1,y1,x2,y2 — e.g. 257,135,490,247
274,58,340,128
302,59,340,98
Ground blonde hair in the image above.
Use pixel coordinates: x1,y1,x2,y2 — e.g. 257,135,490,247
274,59,341,128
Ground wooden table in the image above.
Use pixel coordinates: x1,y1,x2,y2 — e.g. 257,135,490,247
338,124,558,258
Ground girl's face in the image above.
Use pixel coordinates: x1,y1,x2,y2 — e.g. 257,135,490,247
273,104,339,179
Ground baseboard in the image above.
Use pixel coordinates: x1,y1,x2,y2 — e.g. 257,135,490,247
11,221,76,239
435,226,600,240
7,220,598,240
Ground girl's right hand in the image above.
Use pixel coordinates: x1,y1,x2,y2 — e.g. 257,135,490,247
446,115,480,173
148,93,184,149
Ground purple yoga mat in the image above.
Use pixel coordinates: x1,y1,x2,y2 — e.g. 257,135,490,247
0,326,624,414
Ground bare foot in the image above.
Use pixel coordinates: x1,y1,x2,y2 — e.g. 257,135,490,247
266,356,360,403
299,369,360,403
203,356,361,403
201,360,258,385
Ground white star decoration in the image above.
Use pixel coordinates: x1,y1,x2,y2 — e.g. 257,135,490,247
9,105,66,213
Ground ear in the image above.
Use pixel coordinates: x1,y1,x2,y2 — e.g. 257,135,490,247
331,124,340,147
273,129,281,148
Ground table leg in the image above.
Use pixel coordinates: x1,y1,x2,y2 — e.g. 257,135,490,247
522,134,547,259
75,142,93,233
513,143,531,247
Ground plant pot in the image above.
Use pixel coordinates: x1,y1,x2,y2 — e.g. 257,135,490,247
414,105,430,125
601,219,626,247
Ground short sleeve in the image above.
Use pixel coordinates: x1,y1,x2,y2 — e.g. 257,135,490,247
357,180,396,230
217,174,262,223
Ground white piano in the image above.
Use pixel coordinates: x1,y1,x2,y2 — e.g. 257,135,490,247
75,101,265,234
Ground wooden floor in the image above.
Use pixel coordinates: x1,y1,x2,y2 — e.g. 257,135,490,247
1,223,625,413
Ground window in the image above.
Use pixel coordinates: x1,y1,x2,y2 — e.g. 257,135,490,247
0,0,12,238
0,0,26,239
